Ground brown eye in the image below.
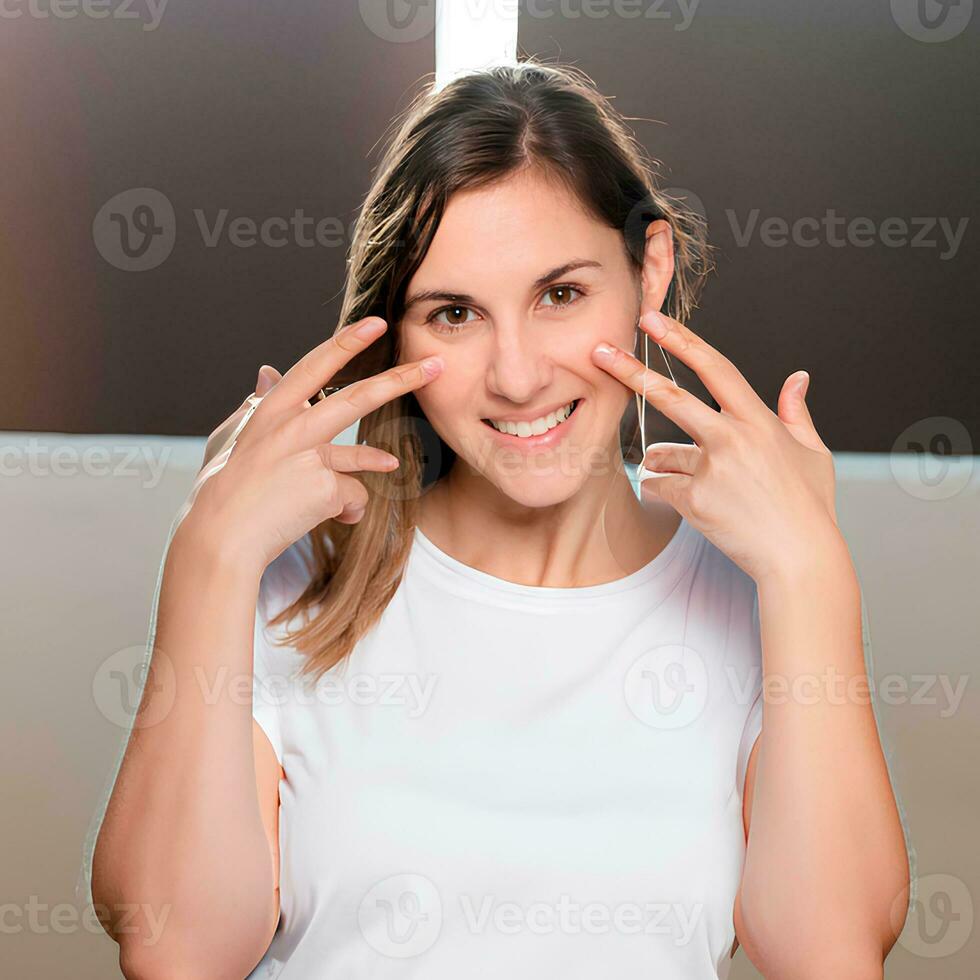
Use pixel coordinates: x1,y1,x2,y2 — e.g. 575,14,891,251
429,304,477,333
541,285,584,308
442,305,470,326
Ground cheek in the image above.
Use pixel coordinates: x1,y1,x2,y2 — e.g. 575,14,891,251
563,317,635,398
412,383,446,426
565,293,636,355
395,324,426,365
592,368,634,427
411,367,471,438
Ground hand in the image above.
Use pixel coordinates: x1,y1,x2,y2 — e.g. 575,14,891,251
198,365,283,474
174,317,444,576
591,309,841,586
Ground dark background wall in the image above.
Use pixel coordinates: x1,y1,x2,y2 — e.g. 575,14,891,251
2,0,976,454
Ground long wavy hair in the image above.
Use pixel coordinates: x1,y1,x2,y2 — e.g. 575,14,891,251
271,58,713,681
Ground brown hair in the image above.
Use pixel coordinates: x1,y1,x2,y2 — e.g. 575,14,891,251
271,57,713,680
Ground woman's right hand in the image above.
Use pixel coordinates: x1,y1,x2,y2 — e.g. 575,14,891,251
173,316,443,577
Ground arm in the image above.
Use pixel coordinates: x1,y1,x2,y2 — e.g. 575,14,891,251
91,322,440,979
590,264,911,978
734,532,909,978
92,529,280,980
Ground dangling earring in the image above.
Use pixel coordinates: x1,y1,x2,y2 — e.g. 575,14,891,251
634,316,649,460
635,310,680,479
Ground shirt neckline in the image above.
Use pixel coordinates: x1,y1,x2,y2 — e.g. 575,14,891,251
410,513,698,607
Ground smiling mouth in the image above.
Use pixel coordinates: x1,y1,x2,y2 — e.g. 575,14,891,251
481,399,582,438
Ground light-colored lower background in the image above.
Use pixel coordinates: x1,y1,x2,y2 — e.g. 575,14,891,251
2,431,976,978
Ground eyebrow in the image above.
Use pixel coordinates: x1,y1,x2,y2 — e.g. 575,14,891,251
403,259,603,311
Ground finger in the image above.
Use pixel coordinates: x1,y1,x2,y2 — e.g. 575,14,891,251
320,442,400,475
642,441,701,476
637,471,692,513
638,310,767,420
333,505,366,524
592,342,721,446
777,371,828,452
777,371,810,426
260,316,390,415
328,471,370,523
298,356,444,445
255,364,282,397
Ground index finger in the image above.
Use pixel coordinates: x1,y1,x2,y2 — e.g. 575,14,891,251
260,317,389,415
592,341,721,446
299,355,444,444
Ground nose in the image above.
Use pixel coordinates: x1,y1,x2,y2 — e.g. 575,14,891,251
484,320,553,404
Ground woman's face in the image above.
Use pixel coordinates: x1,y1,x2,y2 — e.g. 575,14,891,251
397,167,646,508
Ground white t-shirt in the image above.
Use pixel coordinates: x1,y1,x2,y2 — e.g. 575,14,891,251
247,510,764,980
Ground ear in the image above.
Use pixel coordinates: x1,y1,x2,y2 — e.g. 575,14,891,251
640,218,675,318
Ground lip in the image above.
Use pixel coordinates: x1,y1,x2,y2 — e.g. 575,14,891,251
480,398,583,451
482,398,579,426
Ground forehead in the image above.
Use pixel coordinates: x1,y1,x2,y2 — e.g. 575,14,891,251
409,169,624,289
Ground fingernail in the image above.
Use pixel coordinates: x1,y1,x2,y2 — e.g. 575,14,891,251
353,318,386,339
255,365,275,396
593,342,616,359
421,355,444,377
797,371,810,397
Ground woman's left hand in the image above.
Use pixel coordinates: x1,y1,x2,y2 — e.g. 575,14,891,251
592,311,843,586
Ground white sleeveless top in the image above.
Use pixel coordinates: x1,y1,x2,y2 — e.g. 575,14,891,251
246,513,764,980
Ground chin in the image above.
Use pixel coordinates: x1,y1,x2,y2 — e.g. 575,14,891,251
484,467,587,509
460,424,617,511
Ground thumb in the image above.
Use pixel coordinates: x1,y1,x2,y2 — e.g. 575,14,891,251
777,370,826,451
777,370,810,425
255,364,281,396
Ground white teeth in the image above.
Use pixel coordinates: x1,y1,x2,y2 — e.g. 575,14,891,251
489,401,576,437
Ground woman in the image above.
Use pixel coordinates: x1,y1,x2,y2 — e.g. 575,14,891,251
92,61,910,979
